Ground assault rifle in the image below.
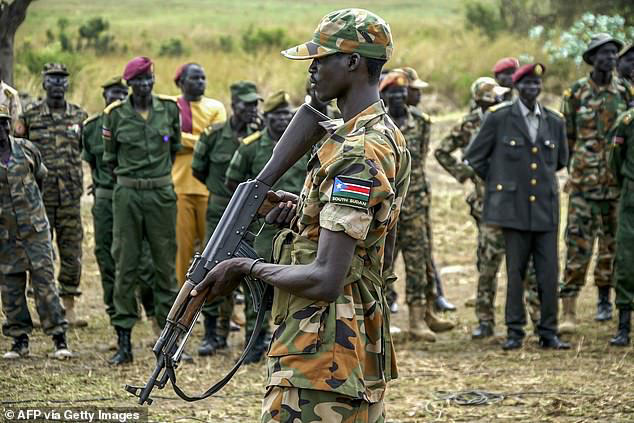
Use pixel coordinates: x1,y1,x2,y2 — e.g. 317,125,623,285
125,104,329,405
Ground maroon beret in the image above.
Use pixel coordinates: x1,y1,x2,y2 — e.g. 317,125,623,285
173,63,187,85
123,56,154,81
512,63,546,84
492,57,520,74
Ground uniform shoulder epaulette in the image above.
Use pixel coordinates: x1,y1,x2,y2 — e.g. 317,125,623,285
623,111,633,126
488,101,512,113
156,94,178,103
3,84,17,98
242,130,262,145
103,99,123,115
544,106,564,120
202,121,226,136
83,113,101,126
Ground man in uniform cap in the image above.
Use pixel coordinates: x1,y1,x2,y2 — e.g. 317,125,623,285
465,64,571,350
191,80,263,357
380,71,454,342
82,77,156,340
0,104,72,360
192,8,410,421
102,56,182,365
0,63,22,133
396,66,429,108
492,57,520,101
559,34,633,333
435,77,541,338
16,63,88,327
617,44,634,96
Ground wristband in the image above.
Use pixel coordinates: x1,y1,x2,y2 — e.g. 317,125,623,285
249,258,264,278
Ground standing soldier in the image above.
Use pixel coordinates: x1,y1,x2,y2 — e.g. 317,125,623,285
192,9,410,419
559,34,633,333
465,64,570,350
0,105,72,360
191,81,263,356
82,77,156,337
435,77,541,338
608,108,634,346
172,63,226,286
492,57,519,102
0,64,22,133
16,63,88,327
618,45,634,102
380,71,454,342
102,57,181,365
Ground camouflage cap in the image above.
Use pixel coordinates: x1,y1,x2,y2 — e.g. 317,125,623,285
230,80,262,102
470,77,509,103
0,104,10,119
262,90,291,114
583,33,624,65
281,8,393,61
42,63,69,76
394,67,429,89
101,76,126,90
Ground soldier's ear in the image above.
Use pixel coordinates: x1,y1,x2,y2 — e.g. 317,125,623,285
348,53,361,72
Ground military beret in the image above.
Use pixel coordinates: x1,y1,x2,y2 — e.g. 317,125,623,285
395,67,429,89
0,104,10,119
379,70,409,92
101,76,125,89
281,8,393,61
583,33,623,65
512,63,546,84
230,80,261,102
42,63,69,76
262,90,291,114
492,57,519,74
470,77,509,103
123,56,154,81
620,44,634,59
173,62,199,85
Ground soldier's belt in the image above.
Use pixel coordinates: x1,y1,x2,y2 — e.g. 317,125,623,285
95,187,114,199
117,175,172,190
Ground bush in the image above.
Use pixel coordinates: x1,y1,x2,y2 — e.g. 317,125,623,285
218,35,234,53
18,41,85,76
158,38,187,57
78,17,117,54
241,26,295,53
464,1,505,40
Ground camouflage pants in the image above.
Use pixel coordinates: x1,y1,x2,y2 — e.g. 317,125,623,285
475,222,540,325
615,183,634,310
45,202,83,297
560,194,618,298
0,232,67,337
261,386,384,423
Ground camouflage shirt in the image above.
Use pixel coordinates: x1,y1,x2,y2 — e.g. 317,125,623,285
397,106,430,216
267,101,411,402
0,136,49,274
609,109,634,185
82,113,114,189
562,75,632,199
17,100,87,206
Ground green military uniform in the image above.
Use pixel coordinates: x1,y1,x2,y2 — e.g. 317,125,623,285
1,135,67,337
102,94,181,330
435,104,540,328
17,99,87,297
82,107,155,323
560,75,632,298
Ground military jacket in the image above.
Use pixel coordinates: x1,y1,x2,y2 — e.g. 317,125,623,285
82,113,114,190
0,137,49,273
0,81,22,132
267,101,411,402
102,95,181,178
609,109,634,185
465,100,568,231
397,106,430,217
561,75,632,199
17,100,87,206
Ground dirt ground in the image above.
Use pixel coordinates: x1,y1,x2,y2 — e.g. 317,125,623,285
1,117,633,422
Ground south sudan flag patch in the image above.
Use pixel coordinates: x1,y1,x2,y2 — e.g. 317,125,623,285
331,176,372,209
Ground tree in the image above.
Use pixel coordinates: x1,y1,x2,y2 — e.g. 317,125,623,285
0,0,34,85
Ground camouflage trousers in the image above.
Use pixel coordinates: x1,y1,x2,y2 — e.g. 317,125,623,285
615,182,634,310
560,193,618,298
0,232,67,338
475,221,540,325
261,386,384,423
45,201,83,297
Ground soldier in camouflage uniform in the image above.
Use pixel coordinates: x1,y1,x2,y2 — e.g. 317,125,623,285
435,77,541,338
608,108,634,346
225,90,307,364
82,77,156,334
192,9,409,421
191,81,263,356
16,63,88,327
380,71,453,342
560,34,633,333
0,64,22,133
0,105,72,360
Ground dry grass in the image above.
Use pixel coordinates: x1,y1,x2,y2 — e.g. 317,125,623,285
1,116,633,422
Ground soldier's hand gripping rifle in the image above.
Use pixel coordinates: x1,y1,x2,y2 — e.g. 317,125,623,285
125,104,329,405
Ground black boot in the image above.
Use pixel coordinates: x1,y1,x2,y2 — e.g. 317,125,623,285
198,316,217,356
610,309,631,347
433,267,456,312
108,327,133,365
471,321,494,339
596,286,613,321
51,332,73,359
3,334,29,359
243,330,270,365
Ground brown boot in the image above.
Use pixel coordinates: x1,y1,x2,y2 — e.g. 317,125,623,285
425,303,455,333
559,297,577,334
62,297,88,328
408,304,436,342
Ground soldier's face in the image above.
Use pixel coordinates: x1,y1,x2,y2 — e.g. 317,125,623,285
265,105,293,136
103,85,128,106
308,53,350,102
592,43,619,73
407,87,421,106
233,99,259,123
515,76,542,103
182,65,206,98
127,72,154,97
0,118,10,145
495,68,516,89
43,74,69,100
385,85,408,115
618,51,634,79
